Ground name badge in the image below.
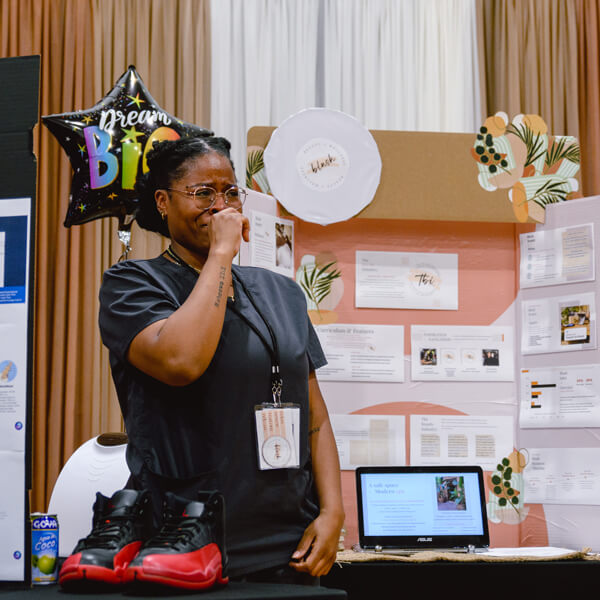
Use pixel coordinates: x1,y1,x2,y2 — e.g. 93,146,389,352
254,403,300,470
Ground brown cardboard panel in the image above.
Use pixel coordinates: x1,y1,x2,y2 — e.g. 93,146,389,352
248,126,533,224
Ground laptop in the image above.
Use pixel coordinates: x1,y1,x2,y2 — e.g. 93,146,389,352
355,465,490,555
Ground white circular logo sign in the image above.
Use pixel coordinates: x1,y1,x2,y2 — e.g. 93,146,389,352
262,436,292,468
408,263,441,296
264,108,382,225
296,138,350,192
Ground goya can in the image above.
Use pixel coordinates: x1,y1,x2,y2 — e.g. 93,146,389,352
30,513,59,584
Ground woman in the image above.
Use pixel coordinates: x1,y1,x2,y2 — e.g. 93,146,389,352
97,136,343,585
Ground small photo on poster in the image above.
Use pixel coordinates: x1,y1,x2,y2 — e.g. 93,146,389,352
249,210,295,278
0,360,17,383
441,348,458,366
420,348,437,366
559,303,591,345
275,222,293,270
482,349,500,366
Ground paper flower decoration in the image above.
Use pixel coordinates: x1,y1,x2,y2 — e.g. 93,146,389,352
472,112,580,223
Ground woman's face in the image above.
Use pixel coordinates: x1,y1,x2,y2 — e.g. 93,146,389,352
156,151,237,257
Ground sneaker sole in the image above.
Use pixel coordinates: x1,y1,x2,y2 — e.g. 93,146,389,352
124,544,228,590
59,541,143,587
59,564,122,586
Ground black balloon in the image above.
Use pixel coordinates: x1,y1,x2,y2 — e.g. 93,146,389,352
42,65,212,228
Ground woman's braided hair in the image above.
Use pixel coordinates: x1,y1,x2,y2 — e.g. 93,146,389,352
135,136,234,238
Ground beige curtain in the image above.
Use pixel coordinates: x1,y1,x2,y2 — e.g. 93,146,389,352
577,0,600,196
478,0,580,139
0,0,211,512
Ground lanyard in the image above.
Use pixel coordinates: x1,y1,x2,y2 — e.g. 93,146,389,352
164,248,283,405
230,270,283,405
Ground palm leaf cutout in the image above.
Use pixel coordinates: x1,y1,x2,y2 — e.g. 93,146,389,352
529,179,570,207
545,137,580,169
300,261,341,316
507,123,546,167
246,149,265,188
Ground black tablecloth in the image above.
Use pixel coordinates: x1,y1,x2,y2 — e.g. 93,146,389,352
321,559,600,599
0,581,346,600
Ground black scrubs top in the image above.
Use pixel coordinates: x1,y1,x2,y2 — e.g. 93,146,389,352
99,256,327,577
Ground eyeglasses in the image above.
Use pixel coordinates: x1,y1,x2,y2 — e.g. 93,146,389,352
164,186,247,211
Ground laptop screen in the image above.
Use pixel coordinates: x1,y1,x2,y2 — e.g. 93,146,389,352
356,466,489,551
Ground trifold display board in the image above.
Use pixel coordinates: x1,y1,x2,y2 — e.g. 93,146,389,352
518,197,600,550
0,55,39,585
244,125,600,552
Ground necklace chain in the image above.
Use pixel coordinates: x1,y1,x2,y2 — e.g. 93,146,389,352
164,246,234,301
165,246,201,274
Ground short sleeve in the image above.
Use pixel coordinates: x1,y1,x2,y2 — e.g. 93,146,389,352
99,261,181,362
307,318,327,371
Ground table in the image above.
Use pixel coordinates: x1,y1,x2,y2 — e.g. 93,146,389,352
0,581,347,600
321,558,600,599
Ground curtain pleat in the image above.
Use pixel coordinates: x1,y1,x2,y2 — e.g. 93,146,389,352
321,0,482,133
211,0,482,182
0,0,211,512
479,0,579,139
576,0,600,196
211,0,321,179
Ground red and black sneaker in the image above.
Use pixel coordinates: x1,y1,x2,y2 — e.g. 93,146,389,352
59,489,152,587
123,491,229,590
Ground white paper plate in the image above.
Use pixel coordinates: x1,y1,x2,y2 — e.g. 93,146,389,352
263,108,382,225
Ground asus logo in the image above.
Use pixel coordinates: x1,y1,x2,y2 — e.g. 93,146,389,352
417,537,432,542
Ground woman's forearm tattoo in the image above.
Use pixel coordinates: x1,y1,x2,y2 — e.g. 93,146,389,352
214,266,226,307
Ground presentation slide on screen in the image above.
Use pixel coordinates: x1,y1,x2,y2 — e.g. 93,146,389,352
360,471,484,537
520,223,595,289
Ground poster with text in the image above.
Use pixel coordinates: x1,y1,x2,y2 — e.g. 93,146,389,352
330,414,406,470
315,324,404,382
249,210,294,278
520,365,600,428
524,447,600,505
411,325,514,381
410,415,514,471
355,250,458,310
521,292,597,354
0,197,31,581
520,223,595,289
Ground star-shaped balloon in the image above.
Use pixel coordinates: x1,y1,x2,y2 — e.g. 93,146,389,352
42,65,212,230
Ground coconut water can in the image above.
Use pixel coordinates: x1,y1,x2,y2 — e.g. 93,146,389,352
30,513,59,584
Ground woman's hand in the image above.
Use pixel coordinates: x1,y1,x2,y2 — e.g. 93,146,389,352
127,207,250,387
207,207,250,260
289,371,344,577
289,509,344,577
